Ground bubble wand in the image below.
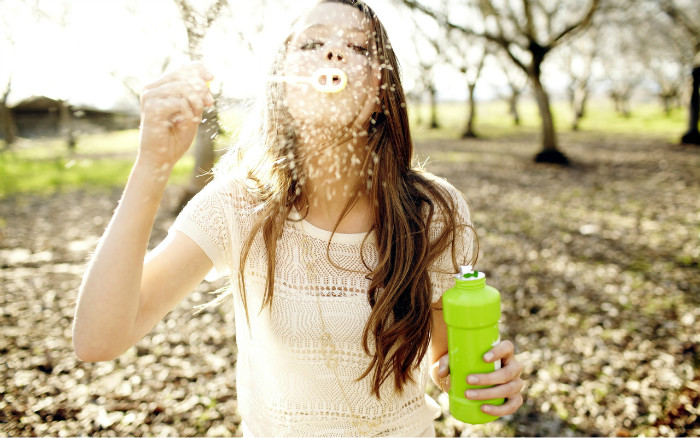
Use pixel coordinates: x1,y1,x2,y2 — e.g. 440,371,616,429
268,67,348,93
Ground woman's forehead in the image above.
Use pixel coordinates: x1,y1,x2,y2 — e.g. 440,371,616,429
293,3,371,35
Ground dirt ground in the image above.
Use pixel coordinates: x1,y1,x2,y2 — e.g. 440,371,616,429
1,132,698,437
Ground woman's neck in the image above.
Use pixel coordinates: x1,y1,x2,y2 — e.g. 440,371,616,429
297,131,373,234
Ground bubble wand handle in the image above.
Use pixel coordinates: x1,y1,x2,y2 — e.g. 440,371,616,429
268,67,347,93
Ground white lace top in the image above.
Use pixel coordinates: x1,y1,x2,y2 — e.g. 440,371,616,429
170,175,474,437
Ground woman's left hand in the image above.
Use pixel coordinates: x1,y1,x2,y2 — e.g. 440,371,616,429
465,340,524,417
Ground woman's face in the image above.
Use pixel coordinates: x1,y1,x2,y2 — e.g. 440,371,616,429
283,3,380,134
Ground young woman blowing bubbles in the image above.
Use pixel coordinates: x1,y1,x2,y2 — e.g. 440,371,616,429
73,0,524,435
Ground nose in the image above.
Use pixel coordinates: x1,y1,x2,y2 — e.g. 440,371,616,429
325,49,344,62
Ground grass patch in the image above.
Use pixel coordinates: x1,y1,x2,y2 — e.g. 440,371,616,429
0,153,194,198
0,129,197,198
408,99,687,142
0,99,687,196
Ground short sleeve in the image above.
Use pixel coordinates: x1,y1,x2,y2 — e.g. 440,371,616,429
169,179,237,280
428,180,476,303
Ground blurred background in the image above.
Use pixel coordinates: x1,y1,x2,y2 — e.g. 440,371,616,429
1,0,698,436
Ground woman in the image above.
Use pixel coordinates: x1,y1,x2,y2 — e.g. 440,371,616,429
73,0,524,435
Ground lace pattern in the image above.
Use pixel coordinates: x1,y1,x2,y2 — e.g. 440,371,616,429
170,175,474,436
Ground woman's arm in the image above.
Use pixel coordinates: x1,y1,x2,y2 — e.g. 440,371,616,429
72,63,215,362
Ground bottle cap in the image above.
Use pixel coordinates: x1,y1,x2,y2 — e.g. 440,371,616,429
456,265,485,281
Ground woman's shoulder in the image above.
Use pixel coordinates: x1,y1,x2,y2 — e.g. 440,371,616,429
199,176,261,209
414,171,470,214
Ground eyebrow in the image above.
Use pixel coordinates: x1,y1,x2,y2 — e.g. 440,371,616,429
297,24,367,35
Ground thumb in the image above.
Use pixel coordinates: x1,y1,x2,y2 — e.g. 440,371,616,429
438,353,449,377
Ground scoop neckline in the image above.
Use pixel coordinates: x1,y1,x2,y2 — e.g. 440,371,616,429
291,207,374,244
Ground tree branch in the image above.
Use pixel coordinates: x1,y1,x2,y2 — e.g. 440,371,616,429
521,0,536,41
550,0,600,49
661,0,700,51
205,0,228,29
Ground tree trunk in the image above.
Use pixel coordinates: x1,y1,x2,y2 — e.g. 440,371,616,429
462,83,478,138
0,103,17,148
572,85,588,131
429,85,439,129
662,94,672,116
681,65,700,145
509,92,521,126
59,100,76,151
531,73,568,164
176,106,219,212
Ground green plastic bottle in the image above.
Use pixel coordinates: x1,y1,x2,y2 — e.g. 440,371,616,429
442,265,504,424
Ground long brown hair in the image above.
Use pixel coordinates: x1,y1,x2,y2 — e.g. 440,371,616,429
215,0,477,398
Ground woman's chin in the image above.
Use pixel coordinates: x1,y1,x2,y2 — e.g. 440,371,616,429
291,111,361,134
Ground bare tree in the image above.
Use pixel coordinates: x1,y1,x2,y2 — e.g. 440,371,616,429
401,0,600,164
457,44,488,138
173,0,228,211
492,53,528,126
657,0,700,145
407,15,444,129
0,76,17,149
556,30,599,131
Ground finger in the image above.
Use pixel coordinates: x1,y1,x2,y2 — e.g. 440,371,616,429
143,96,196,126
483,340,514,363
467,359,522,386
438,353,449,377
481,393,524,417
466,378,524,401
144,62,214,92
146,81,208,122
142,79,209,109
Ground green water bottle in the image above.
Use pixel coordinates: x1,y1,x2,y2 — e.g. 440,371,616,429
442,265,504,424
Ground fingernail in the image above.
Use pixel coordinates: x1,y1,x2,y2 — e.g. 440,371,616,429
468,375,479,384
466,390,476,399
484,352,494,362
481,405,491,414
439,356,449,374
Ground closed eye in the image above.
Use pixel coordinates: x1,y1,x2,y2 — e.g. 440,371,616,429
349,43,368,54
301,40,324,50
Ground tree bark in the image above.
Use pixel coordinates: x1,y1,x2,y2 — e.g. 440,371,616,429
681,65,700,145
508,89,521,125
59,100,76,151
1,84,17,148
174,0,227,211
462,83,477,138
429,85,439,129
0,104,17,148
531,73,568,164
571,83,588,131
176,106,219,212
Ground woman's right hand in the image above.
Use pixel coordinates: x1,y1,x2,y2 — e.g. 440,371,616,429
433,353,451,392
137,62,215,171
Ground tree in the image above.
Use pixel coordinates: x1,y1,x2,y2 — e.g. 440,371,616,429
406,14,444,129
493,53,528,126
0,2,22,148
401,0,600,164
657,0,700,145
173,0,228,211
458,45,488,138
556,30,599,131
0,76,17,149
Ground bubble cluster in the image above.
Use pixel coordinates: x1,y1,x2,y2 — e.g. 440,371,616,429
215,0,410,213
